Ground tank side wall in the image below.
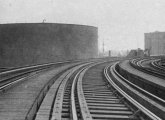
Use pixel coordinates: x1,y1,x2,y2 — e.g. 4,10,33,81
0,23,98,67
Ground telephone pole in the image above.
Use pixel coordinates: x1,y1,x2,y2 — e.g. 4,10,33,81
103,40,105,54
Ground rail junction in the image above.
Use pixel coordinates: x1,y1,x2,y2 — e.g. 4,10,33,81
0,57,165,120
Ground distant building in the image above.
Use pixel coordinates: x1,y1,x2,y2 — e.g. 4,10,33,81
145,31,165,56
127,48,144,58
109,50,111,57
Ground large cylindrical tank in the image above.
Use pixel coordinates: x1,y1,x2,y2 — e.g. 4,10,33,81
0,23,98,67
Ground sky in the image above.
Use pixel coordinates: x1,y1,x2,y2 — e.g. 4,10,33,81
1,0,165,52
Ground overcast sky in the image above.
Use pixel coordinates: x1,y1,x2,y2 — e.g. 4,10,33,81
1,0,165,51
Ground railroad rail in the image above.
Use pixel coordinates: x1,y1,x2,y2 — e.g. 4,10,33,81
0,60,81,92
129,58,165,79
119,59,165,98
34,60,164,120
150,59,165,71
109,62,164,119
1,58,165,120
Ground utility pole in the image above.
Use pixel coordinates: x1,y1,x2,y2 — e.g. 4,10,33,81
103,40,105,55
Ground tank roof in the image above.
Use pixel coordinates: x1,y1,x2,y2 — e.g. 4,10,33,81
0,22,98,29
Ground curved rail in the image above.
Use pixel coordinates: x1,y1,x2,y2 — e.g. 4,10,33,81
76,65,95,120
105,63,163,119
0,63,59,91
33,60,164,120
35,60,106,120
130,58,165,79
51,62,94,120
151,59,165,71
114,63,165,105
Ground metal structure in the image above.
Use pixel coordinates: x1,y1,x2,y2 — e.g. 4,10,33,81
0,59,164,120
0,23,98,67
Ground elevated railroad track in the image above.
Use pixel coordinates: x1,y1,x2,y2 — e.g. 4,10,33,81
130,58,165,79
110,62,164,119
0,61,75,91
0,58,164,120
34,60,164,119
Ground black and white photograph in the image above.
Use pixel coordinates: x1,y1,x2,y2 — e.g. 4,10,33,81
0,0,165,119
